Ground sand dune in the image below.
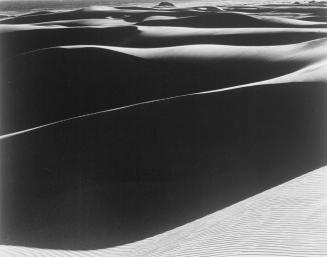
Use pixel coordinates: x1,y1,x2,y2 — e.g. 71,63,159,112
1,62,326,248
2,26,327,60
0,7,204,24
1,165,327,256
89,37,327,62
1,3,325,26
1,3,326,60
137,12,327,28
0,25,140,59
1,2,326,254
33,18,133,27
2,37,327,135
2,51,327,137
135,26,327,46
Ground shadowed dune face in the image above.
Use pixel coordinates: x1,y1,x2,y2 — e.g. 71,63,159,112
0,1,327,253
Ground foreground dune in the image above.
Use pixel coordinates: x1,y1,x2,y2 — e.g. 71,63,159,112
1,165,327,256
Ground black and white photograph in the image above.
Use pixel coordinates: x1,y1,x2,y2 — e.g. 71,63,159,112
0,0,326,256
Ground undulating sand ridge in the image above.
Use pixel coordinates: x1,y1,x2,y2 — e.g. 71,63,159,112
136,12,327,27
2,37,327,135
0,6,217,24
1,3,326,60
1,165,327,256
69,37,327,61
2,26,327,60
1,50,326,139
1,4,326,27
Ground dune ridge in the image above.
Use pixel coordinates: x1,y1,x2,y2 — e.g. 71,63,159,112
2,36,327,135
1,49,327,141
2,26,327,60
137,11,327,28
1,2,327,60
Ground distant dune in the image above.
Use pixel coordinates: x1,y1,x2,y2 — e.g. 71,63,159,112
0,1,326,255
137,11,327,27
2,26,327,60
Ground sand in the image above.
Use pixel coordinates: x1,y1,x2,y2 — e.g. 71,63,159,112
1,165,327,256
0,1,326,256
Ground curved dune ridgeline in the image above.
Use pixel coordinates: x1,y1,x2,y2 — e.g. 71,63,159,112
0,1,327,256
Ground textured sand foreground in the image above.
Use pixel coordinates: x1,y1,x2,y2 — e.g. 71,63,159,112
1,165,327,256
0,1,327,255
